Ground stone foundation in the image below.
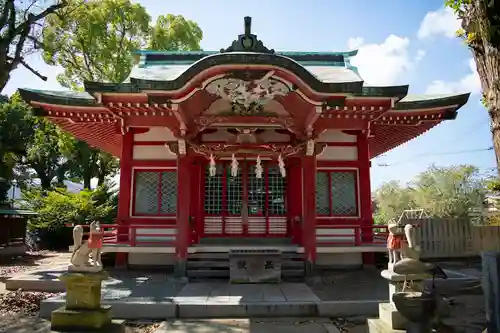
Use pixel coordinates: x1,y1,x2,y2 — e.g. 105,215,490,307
51,270,124,332
367,269,430,332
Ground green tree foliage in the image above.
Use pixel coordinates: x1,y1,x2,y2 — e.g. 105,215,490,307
0,0,68,92
22,183,117,248
0,93,75,191
0,92,34,203
41,0,203,88
411,165,484,218
373,180,416,223
148,14,203,51
39,0,202,188
373,165,486,223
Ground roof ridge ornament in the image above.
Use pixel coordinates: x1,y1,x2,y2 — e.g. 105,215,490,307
220,16,275,54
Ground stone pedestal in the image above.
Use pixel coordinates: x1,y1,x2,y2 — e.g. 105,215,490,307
51,270,122,332
367,269,430,332
229,249,281,283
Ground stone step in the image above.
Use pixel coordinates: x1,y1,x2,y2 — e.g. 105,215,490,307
187,269,229,278
40,297,381,320
187,261,229,268
188,252,229,260
198,238,294,245
367,318,405,332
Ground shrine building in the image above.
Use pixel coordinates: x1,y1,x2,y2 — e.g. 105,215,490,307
19,17,469,277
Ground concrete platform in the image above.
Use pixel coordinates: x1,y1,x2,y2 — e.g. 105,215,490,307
39,281,380,320
7,267,382,320
5,265,67,292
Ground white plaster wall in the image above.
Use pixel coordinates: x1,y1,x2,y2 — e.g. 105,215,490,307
317,130,357,143
316,146,358,160
133,127,176,141
132,228,176,243
316,228,355,243
132,145,177,160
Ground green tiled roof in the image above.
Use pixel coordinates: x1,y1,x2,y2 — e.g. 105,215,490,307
0,209,37,216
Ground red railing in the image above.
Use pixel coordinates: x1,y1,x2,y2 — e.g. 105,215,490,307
315,224,389,246
66,223,388,247
65,224,176,247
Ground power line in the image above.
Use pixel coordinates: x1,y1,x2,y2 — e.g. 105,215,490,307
377,147,494,167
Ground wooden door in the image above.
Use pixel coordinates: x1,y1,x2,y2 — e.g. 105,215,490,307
202,161,288,238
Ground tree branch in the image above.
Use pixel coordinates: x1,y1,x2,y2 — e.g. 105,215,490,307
0,0,14,33
18,57,48,81
11,1,68,38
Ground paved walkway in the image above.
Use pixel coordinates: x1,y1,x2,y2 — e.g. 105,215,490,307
0,317,364,333
157,319,346,333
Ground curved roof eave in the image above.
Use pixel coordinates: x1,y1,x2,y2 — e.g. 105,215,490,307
122,52,365,95
18,88,99,107
393,93,471,110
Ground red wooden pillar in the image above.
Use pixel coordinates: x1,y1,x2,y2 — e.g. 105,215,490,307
189,158,202,244
176,155,192,276
302,155,317,273
287,157,303,244
358,131,374,265
115,130,134,267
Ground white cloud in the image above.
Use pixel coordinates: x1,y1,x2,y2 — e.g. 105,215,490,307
418,7,461,39
348,35,423,86
415,49,426,62
425,59,481,95
347,37,364,50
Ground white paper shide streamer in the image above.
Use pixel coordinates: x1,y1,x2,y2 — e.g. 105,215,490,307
278,154,286,178
230,154,239,177
255,155,263,179
209,154,216,177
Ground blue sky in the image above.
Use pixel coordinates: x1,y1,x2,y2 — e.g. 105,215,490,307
3,0,495,190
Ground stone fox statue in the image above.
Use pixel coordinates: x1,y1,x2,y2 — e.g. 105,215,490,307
70,221,103,271
387,222,421,268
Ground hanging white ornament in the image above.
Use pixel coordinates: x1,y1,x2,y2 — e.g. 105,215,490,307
255,155,263,179
230,154,239,177
209,154,216,177
278,154,286,178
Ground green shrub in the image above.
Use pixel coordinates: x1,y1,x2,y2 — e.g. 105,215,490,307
21,184,117,249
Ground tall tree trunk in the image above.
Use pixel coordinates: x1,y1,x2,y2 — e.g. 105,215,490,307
83,161,91,189
473,47,500,175
97,171,106,187
0,162,12,204
465,0,500,175
0,71,9,93
39,175,52,190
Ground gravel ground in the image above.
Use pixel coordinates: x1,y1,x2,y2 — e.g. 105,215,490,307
0,250,71,281
0,252,159,333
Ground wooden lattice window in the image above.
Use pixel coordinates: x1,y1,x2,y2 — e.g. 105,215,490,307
316,170,358,216
133,170,177,216
204,165,242,215
247,165,286,216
